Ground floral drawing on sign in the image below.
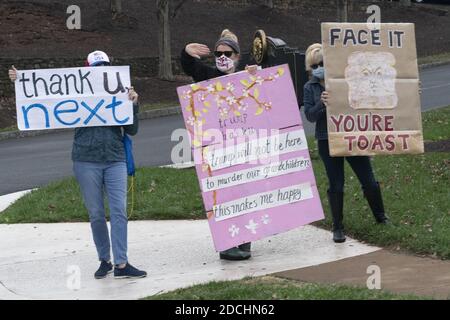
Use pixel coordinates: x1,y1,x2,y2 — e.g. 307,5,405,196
181,68,286,147
228,224,240,238
261,214,271,225
245,219,259,234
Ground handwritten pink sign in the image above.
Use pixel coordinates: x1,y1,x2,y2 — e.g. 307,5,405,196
177,64,324,251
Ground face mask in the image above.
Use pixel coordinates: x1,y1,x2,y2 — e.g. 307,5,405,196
216,55,236,73
312,66,325,79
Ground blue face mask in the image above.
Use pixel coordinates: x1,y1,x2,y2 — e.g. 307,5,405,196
312,66,325,79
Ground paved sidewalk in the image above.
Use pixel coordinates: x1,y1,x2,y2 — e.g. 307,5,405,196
275,250,450,299
0,221,379,300
1,190,448,300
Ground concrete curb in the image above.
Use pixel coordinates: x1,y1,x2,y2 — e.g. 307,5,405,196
0,189,35,213
419,60,450,70
0,106,181,142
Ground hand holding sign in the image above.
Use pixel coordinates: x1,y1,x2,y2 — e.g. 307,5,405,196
321,91,329,108
128,86,138,104
9,65,18,82
245,65,259,76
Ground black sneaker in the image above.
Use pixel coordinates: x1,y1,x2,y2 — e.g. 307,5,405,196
94,261,113,279
114,263,147,279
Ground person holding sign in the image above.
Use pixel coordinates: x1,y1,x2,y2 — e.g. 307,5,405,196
181,29,258,261
9,51,147,280
303,43,389,243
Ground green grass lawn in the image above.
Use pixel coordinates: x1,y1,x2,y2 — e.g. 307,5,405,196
422,106,450,141
0,167,203,224
311,149,450,259
1,106,449,259
145,276,425,300
140,101,179,112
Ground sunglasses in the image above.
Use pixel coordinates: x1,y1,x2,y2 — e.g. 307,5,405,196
311,62,324,70
214,51,234,58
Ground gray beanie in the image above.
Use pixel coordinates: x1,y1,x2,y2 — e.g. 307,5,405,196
215,38,240,54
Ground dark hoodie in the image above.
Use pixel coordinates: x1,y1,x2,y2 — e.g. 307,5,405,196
180,48,227,82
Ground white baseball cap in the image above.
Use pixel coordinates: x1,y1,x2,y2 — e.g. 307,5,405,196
87,50,110,66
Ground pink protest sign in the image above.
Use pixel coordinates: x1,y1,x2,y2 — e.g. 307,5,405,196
177,64,324,252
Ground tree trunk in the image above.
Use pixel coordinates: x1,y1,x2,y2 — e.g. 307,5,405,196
111,0,123,17
336,0,349,22
157,0,173,80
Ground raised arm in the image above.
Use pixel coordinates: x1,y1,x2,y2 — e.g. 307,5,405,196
180,43,215,82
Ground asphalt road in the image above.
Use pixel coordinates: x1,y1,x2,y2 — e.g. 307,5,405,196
1,64,449,195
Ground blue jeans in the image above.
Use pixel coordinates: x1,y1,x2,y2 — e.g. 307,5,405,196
73,161,128,265
318,139,378,193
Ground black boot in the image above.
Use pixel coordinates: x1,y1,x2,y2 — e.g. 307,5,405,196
238,242,251,252
363,182,389,224
327,190,346,243
219,247,251,261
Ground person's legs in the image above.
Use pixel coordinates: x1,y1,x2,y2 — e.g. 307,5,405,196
318,139,346,242
103,162,147,279
318,140,345,193
345,156,388,223
103,161,128,266
345,156,377,189
73,161,111,262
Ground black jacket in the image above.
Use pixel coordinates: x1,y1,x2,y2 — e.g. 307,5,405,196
180,48,226,82
303,76,328,140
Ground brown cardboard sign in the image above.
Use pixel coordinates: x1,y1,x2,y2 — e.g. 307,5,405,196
322,23,424,156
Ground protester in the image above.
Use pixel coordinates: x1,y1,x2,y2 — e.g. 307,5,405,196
9,50,147,279
181,29,257,261
303,43,389,243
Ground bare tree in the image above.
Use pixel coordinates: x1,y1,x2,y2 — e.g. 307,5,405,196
111,0,123,19
336,0,349,22
156,0,187,80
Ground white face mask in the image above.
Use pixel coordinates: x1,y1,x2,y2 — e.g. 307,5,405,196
216,55,236,73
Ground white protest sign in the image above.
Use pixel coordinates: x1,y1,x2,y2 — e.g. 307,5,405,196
14,66,133,131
